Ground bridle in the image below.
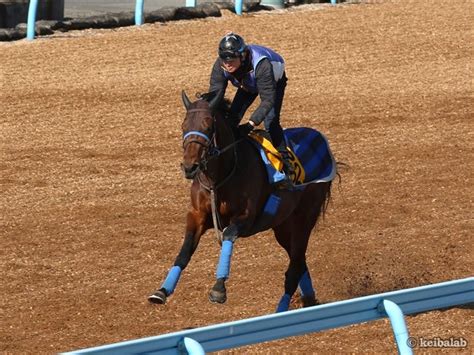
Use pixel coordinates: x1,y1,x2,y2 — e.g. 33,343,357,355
182,107,243,190
182,108,217,173
182,109,212,149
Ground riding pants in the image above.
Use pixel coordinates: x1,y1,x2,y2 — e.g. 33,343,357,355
229,74,288,149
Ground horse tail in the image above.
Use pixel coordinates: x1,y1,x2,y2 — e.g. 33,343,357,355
322,160,348,217
321,181,332,217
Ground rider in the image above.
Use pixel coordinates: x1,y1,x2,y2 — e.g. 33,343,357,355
208,32,295,182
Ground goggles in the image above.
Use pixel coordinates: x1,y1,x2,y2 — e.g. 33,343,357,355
219,51,241,62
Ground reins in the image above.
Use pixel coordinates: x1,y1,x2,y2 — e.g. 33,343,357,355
196,138,244,191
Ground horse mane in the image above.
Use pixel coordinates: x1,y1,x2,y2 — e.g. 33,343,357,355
197,91,231,118
217,98,232,116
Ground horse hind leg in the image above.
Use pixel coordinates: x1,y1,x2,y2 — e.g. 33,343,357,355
274,183,329,312
277,257,308,312
298,268,318,307
297,183,331,308
273,221,308,312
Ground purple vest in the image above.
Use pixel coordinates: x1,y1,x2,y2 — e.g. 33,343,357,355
223,45,285,93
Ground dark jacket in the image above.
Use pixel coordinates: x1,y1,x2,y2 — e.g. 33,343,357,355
209,48,285,125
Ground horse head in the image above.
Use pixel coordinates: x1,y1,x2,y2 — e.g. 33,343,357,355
180,90,223,179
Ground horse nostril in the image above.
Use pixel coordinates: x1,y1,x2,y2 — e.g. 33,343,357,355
181,163,199,179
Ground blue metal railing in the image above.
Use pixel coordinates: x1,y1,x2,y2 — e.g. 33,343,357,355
62,277,473,355
27,0,39,40
26,1,341,40
135,0,144,25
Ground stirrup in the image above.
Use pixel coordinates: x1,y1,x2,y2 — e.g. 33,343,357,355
282,164,296,183
273,176,293,190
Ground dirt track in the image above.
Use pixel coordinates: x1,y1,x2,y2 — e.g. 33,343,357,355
1,0,473,353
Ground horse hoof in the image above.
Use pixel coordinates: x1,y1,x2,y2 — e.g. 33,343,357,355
148,290,167,304
209,289,227,304
301,295,319,308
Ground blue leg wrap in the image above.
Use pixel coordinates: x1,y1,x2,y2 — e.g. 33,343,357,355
276,293,291,313
216,240,233,280
299,270,315,298
160,266,182,295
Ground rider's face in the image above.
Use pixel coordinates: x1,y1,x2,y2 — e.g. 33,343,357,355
222,57,241,73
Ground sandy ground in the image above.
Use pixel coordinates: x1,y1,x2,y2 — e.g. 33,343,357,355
1,0,473,353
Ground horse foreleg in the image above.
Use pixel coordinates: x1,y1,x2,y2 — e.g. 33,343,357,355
149,212,207,305
209,224,239,304
147,234,193,305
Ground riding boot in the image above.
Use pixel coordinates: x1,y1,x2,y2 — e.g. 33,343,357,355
280,150,295,179
276,141,295,189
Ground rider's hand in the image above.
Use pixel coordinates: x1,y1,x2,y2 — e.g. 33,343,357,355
238,122,255,136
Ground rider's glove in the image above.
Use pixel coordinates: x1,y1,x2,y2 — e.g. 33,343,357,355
238,121,255,136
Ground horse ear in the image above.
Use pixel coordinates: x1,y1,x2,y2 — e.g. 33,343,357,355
181,90,192,110
208,89,224,112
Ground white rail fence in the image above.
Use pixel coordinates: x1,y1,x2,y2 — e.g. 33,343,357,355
63,277,473,355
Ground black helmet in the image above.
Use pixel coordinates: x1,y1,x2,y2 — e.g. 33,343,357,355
218,33,247,61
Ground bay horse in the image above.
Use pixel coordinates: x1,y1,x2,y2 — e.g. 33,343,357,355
148,91,333,312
